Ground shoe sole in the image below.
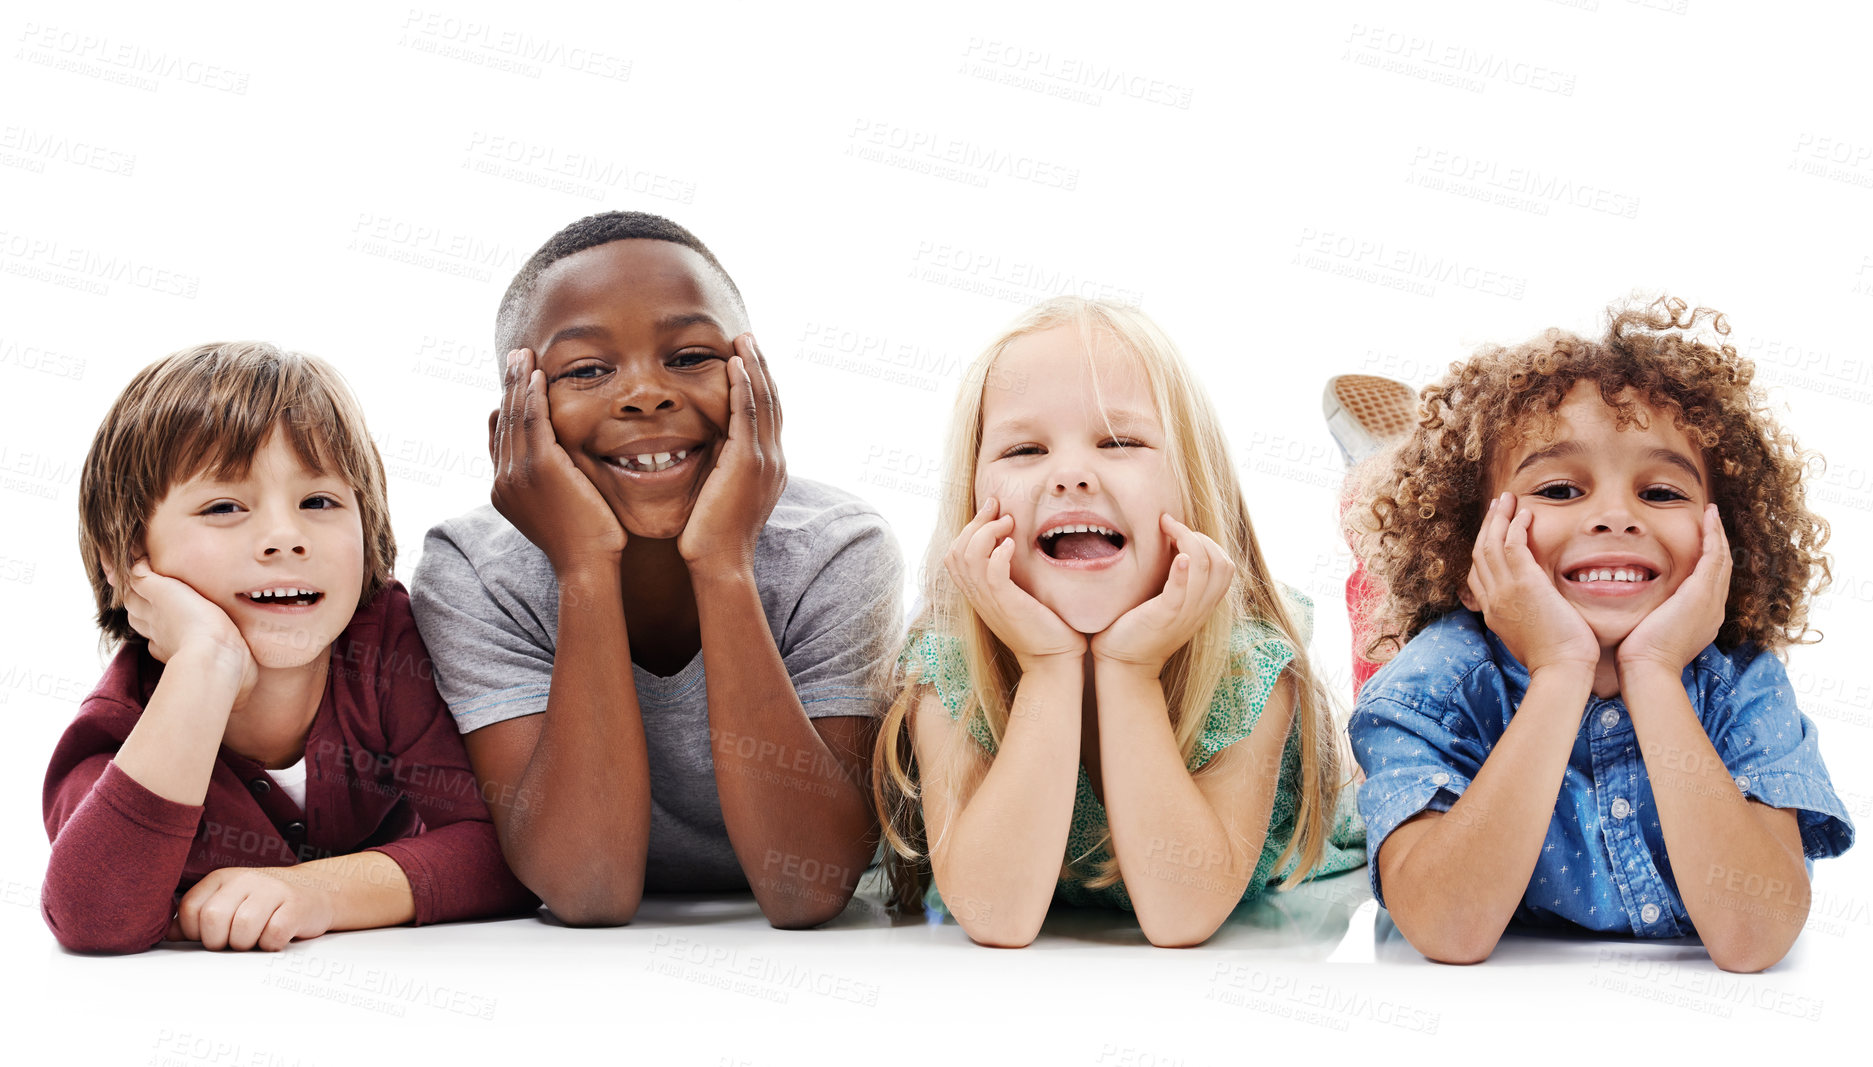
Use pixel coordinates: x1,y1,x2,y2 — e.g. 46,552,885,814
1326,375,1417,441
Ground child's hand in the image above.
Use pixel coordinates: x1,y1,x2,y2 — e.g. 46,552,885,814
1460,492,1599,678
1618,503,1731,678
1091,515,1235,675
108,560,257,697
679,335,786,576
944,497,1086,672
167,867,335,951
490,348,627,573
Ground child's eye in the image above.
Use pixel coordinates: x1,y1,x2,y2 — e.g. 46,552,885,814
301,495,342,510
1000,444,1044,458
1101,438,1143,450
553,363,610,383
1639,486,1689,503
200,501,243,516
667,349,719,369
1531,482,1582,501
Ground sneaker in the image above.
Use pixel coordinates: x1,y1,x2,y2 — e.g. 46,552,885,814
1323,375,1416,466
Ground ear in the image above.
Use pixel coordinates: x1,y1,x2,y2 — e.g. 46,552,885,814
487,408,500,464
1457,581,1478,612
99,554,116,589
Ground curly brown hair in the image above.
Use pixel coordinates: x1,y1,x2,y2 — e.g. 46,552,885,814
1349,296,1831,660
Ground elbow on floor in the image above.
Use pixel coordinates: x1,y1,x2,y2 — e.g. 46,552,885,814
1138,915,1224,949
540,886,640,928
1705,934,1794,974
1402,925,1498,966
45,915,159,955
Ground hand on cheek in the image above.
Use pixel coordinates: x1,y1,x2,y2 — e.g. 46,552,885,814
107,559,257,695
1091,514,1235,673
1618,503,1731,678
1461,492,1599,677
679,335,787,576
944,496,1086,672
489,348,626,573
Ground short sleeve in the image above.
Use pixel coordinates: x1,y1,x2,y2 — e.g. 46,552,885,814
1708,651,1855,860
410,524,555,734
1190,623,1296,770
1348,693,1484,906
778,513,904,720
900,629,993,752
1189,586,1314,768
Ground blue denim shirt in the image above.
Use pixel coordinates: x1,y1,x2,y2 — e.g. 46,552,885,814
1350,610,1854,937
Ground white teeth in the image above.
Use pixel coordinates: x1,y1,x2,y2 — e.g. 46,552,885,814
247,587,317,602
616,448,691,473
1571,567,1650,583
1044,523,1118,538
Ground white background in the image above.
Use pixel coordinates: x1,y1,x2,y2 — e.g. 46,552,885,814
3,0,1870,1061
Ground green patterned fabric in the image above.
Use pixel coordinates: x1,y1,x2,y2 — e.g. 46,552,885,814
905,587,1365,913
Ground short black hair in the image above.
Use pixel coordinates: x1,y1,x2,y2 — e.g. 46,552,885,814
493,211,745,357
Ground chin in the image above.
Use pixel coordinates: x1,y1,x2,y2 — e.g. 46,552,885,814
244,632,332,671
1043,595,1125,636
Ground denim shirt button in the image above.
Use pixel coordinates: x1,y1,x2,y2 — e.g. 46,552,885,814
1430,772,1450,787
1611,797,1632,819
1599,707,1620,730
1735,775,1751,792
1640,902,1661,924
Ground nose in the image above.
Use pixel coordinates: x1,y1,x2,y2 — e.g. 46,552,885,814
256,504,309,559
1050,461,1099,496
610,371,680,415
1587,495,1643,535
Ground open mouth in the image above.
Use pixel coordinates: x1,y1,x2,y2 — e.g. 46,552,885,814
240,587,325,607
607,447,692,473
1039,523,1127,562
601,442,707,478
1564,566,1657,585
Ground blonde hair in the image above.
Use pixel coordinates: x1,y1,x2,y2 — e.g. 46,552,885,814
79,342,396,646
871,297,1343,909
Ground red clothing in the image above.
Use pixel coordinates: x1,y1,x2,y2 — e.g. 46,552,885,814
42,582,535,953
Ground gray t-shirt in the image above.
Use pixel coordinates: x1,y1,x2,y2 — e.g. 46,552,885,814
410,477,902,891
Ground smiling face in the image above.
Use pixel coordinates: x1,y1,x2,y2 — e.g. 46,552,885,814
974,325,1182,634
142,429,366,670
521,239,747,540
1489,382,1711,651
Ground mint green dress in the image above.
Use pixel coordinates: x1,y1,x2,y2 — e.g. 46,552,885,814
904,590,1365,912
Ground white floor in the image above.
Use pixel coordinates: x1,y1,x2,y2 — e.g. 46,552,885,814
8,858,1865,1064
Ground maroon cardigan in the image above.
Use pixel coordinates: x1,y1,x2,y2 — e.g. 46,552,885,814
42,582,534,952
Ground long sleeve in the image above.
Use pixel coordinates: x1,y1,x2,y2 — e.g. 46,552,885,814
42,695,203,953
359,590,536,924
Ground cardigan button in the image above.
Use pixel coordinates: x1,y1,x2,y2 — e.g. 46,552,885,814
249,777,271,795
285,820,306,836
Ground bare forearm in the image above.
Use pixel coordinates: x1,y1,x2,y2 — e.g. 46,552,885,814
1623,665,1809,971
930,658,1083,946
111,646,244,804
1095,663,1256,946
281,852,416,930
1383,668,1592,962
505,567,651,922
694,569,875,926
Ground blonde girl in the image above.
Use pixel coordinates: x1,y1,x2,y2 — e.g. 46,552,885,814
873,297,1361,948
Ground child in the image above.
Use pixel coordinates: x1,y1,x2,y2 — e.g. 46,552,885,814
410,211,901,927
1344,297,1854,971
45,342,533,953
872,297,1362,948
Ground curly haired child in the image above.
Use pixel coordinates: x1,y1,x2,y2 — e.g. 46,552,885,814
1345,296,1853,971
